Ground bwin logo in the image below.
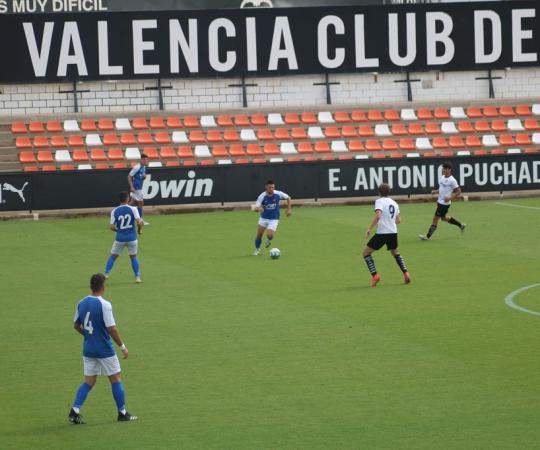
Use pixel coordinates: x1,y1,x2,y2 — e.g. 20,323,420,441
0,181,29,204
143,171,214,200
240,0,273,8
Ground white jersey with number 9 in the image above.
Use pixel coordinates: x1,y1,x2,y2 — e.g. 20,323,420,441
374,197,400,234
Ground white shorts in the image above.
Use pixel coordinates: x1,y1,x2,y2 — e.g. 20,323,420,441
258,218,279,231
83,355,121,376
111,240,138,256
130,190,144,202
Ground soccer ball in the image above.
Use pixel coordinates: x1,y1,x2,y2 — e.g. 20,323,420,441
269,248,281,259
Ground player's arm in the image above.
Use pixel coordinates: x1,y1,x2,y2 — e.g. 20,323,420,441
431,188,439,195
251,194,264,213
74,322,84,335
395,213,401,225
136,218,143,235
285,196,292,217
127,173,135,192
365,210,382,239
107,325,129,359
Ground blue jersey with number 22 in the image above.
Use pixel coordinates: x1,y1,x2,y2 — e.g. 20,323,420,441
74,296,116,358
110,205,140,242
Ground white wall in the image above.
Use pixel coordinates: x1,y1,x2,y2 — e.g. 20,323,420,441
0,67,539,116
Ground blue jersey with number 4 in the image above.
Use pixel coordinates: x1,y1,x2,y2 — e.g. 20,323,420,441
74,296,116,358
110,205,140,242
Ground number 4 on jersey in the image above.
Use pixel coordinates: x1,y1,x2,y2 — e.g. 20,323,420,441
83,312,94,334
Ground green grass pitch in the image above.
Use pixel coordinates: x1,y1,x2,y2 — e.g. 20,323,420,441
1,198,540,449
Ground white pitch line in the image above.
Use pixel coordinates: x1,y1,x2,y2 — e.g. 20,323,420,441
504,284,540,316
495,202,540,211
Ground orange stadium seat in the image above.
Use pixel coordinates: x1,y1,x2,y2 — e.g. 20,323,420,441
111,163,126,169
465,136,482,147
155,132,171,145
149,117,166,129
301,112,317,124
72,150,89,162
483,106,498,118
107,148,124,160
399,139,415,150
384,109,400,121
474,121,491,132
498,134,515,146
274,128,290,140
334,111,350,123
423,152,438,157
425,123,441,134
391,124,408,136
51,136,67,148
33,136,49,148
389,153,403,159
515,104,532,116
466,106,482,118
490,148,505,155
248,114,265,126
372,154,386,159
90,149,107,161
291,128,307,139
183,116,200,128
458,121,474,133
367,110,383,121
524,119,539,130
29,122,45,133
524,147,538,154
263,144,280,155
297,142,313,154
257,129,273,140
474,149,487,156
12,122,27,133
491,120,507,132
23,166,38,172
416,108,433,120
432,137,449,149
206,130,222,142
382,139,398,150
166,116,182,128
37,151,54,162
515,134,532,145
348,140,364,152
246,144,263,156
433,108,450,119
167,161,182,167
224,130,240,142
217,115,233,127
46,121,63,133
160,147,177,159
97,119,114,131
15,137,32,149
42,165,57,171
177,146,193,158
284,113,300,125
234,115,251,127
60,165,75,171
228,144,244,156
351,111,367,122
120,133,137,145
341,126,357,138
408,124,424,135
234,159,249,164
314,142,330,153
449,136,465,148
252,158,266,164
365,140,381,151
499,105,515,117
200,159,216,165
19,151,36,163
212,145,228,157
142,147,159,159
324,127,340,139
358,125,374,137
95,163,109,170
103,134,120,146
81,119,97,131
137,133,154,145
132,118,148,130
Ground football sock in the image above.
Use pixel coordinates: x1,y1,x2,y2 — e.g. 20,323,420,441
130,258,140,276
73,383,93,410
364,255,377,276
448,217,462,228
394,254,408,273
111,381,126,412
105,256,116,273
138,207,143,218
255,238,262,249
426,224,437,238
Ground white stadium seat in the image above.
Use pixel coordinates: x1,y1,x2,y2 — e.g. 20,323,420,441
415,138,432,150
401,109,417,120
172,131,189,144
482,135,498,147
85,134,102,146
457,150,471,156
77,164,92,170
406,153,420,158
55,150,72,162
200,115,217,127
441,122,458,134
318,112,334,124
507,119,524,131
354,154,369,159
63,120,80,132
450,107,467,119
308,127,324,139
115,118,132,130
217,159,232,165
194,145,211,158
507,148,521,154
280,142,297,154
532,133,540,144
532,104,540,115
270,157,284,163
374,124,391,136
331,140,347,152
268,113,284,125
125,147,141,159
240,129,257,141
148,161,163,167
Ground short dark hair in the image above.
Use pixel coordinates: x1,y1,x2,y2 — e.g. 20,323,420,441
119,191,129,202
378,183,390,197
141,154,148,159
90,273,106,292
266,180,274,186
442,162,452,170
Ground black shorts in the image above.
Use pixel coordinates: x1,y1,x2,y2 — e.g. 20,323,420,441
367,233,398,251
435,203,451,218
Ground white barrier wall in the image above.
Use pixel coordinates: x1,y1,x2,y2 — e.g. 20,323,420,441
0,67,539,116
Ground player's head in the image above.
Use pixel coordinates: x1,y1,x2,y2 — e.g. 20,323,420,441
378,183,391,197
119,191,130,204
141,154,149,166
265,180,275,194
90,273,106,294
442,162,452,176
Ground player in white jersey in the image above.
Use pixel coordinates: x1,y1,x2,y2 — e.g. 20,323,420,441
419,162,466,240
363,183,411,287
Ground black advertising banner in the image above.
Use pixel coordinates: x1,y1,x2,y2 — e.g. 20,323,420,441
2,155,540,212
0,1,537,83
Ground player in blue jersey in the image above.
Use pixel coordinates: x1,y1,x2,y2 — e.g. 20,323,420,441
104,191,144,283
68,273,138,424
252,180,291,255
128,154,149,225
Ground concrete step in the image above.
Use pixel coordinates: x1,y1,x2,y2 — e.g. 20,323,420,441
0,162,21,171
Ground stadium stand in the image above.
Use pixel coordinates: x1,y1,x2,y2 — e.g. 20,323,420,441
3,103,539,172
